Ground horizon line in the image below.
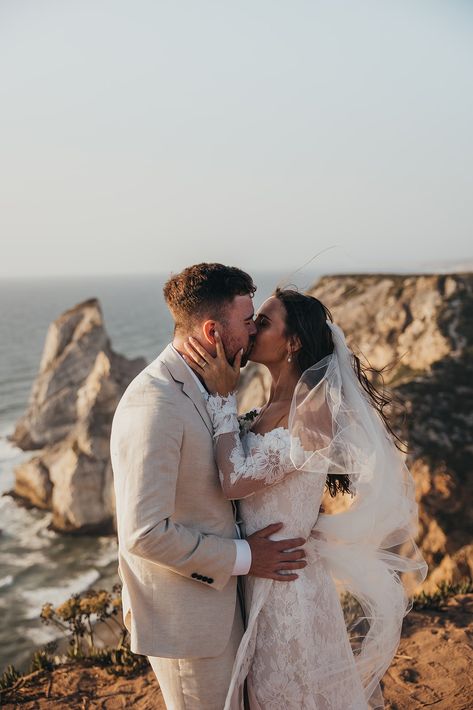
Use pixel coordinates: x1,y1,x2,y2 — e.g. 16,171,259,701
1,263,472,282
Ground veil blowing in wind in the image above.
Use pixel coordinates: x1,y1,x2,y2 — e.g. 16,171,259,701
288,321,428,707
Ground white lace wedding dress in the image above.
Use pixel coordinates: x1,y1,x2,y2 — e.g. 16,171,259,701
205,393,369,710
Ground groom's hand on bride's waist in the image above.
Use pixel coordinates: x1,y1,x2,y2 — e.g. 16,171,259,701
246,523,307,581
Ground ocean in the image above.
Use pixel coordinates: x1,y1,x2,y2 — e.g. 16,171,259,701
0,271,290,672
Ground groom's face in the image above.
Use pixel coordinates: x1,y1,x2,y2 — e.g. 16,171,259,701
219,294,257,367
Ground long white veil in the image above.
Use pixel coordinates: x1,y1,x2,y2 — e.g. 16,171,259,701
289,322,428,708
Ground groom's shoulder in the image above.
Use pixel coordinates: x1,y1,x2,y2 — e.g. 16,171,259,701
116,345,177,408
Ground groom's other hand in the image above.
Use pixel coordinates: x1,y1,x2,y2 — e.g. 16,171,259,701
247,523,306,581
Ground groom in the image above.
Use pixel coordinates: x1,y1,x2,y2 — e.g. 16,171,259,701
110,263,307,709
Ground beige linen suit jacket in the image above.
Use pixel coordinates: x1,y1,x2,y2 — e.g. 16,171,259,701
110,344,238,659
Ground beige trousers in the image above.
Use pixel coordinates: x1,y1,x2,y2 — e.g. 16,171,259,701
148,602,244,710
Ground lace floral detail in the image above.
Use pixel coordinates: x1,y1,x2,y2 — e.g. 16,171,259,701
222,428,369,710
205,398,371,707
204,395,299,499
229,428,293,486
205,392,239,436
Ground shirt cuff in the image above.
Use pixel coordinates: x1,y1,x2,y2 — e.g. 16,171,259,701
232,539,252,576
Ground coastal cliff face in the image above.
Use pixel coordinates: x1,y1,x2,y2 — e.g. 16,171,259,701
9,299,146,534
238,273,473,591
8,274,472,577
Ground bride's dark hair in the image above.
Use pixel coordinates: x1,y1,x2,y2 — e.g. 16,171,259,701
274,287,403,497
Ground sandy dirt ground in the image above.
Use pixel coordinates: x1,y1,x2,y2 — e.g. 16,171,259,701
3,594,473,709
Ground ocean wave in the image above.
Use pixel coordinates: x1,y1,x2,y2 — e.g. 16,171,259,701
0,574,13,589
0,431,28,495
24,624,60,646
0,437,21,461
21,568,102,620
0,550,52,568
95,541,118,568
0,499,56,548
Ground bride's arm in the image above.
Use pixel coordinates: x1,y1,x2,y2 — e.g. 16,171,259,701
181,332,297,498
205,392,296,500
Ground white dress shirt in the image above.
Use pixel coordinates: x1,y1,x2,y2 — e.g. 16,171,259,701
171,345,252,576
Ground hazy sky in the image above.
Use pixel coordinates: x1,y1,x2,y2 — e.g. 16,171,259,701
1,0,472,278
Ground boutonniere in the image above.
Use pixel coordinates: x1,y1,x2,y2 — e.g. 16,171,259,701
238,409,259,432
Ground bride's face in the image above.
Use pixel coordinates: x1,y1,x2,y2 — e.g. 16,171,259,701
249,296,291,366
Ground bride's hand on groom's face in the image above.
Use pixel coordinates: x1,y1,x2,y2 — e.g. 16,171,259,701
183,331,242,396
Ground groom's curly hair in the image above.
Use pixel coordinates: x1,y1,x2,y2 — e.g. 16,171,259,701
164,263,256,332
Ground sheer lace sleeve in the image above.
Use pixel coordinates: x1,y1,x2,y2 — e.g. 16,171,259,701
205,393,297,500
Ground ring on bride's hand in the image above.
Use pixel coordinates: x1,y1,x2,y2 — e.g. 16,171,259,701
201,361,207,368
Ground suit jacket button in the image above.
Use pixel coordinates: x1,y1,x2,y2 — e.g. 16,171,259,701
202,576,208,583
197,574,203,580
207,578,214,584
191,573,198,578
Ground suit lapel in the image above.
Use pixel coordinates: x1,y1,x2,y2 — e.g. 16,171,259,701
159,344,213,435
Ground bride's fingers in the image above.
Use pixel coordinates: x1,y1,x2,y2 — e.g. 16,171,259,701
233,347,243,372
188,337,212,364
214,331,226,361
183,341,208,368
183,343,202,366
181,352,203,372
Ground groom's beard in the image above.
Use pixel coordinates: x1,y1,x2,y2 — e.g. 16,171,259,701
240,351,250,367
239,339,255,368
225,336,255,369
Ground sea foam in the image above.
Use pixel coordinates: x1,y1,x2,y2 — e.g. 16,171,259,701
21,568,101,619
0,574,13,589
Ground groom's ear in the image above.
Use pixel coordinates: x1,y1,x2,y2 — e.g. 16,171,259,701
202,320,217,347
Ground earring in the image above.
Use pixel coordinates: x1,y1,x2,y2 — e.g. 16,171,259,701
287,354,292,363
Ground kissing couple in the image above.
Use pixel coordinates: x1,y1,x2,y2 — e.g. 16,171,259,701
110,263,427,709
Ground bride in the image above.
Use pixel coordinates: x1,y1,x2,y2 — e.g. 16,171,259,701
183,288,427,710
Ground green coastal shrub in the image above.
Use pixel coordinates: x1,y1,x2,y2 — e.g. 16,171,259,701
3,577,470,696
413,579,473,610
0,664,22,691
0,583,147,697
40,583,128,659
30,647,55,672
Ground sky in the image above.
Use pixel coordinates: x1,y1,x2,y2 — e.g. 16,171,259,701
0,0,472,278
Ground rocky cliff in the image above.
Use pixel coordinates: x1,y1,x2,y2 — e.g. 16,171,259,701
8,299,146,534
238,273,473,592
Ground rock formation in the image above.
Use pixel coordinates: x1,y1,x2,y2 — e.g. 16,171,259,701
9,299,146,534
237,273,473,591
